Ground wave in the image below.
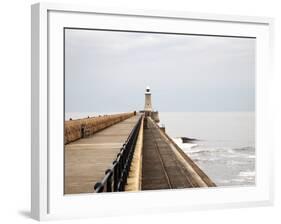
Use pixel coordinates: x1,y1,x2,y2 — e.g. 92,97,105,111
232,146,255,152
174,138,255,154
238,171,255,177
172,138,198,150
191,146,254,154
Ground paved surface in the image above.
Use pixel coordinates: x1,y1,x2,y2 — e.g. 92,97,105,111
141,117,195,190
64,115,141,194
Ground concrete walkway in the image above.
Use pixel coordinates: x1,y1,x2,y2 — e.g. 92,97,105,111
64,115,141,194
142,118,191,190
142,117,210,190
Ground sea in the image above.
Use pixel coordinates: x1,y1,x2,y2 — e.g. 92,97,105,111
65,111,255,187
160,112,255,187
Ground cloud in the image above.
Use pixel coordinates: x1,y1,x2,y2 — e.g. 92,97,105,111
65,29,255,112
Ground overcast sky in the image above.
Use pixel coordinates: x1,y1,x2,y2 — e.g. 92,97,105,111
65,29,255,113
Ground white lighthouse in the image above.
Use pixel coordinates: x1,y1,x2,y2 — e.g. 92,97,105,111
144,86,152,112
141,86,159,122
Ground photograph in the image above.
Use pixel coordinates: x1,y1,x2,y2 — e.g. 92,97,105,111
63,28,255,194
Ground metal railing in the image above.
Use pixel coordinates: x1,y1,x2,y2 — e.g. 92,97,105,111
94,115,143,193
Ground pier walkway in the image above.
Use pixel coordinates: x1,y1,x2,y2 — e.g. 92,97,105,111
141,117,215,190
142,118,191,189
64,114,141,194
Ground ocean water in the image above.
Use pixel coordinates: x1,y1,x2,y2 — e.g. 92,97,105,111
65,111,255,187
160,112,255,187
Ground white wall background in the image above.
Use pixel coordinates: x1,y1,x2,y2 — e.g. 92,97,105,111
0,0,280,223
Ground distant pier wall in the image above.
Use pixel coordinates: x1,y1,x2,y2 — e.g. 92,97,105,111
139,110,160,123
64,112,135,144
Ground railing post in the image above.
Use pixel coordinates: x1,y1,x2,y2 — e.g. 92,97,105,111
113,160,118,191
94,182,103,192
105,169,112,192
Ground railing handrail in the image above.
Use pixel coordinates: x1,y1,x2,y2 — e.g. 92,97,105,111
94,114,143,193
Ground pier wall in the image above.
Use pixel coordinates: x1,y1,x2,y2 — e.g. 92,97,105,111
125,116,144,191
64,112,135,144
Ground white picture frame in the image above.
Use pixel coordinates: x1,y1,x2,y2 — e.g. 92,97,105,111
31,2,274,221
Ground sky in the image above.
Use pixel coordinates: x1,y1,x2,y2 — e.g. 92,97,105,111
65,29,255,113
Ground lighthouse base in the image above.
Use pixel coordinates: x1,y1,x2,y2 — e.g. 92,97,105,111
139,110,160,123
151,111,160,123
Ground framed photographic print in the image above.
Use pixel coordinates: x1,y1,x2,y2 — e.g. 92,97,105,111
31,2,274,221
